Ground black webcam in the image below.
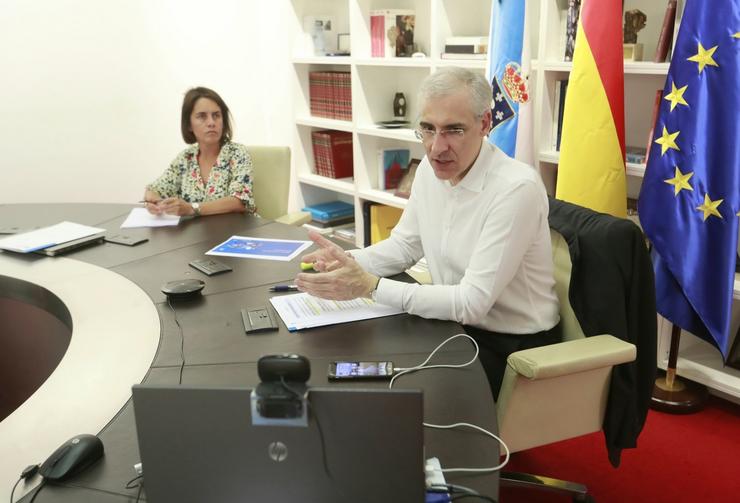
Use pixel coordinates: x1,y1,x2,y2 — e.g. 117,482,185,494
258,354,310,383
255,354,311,420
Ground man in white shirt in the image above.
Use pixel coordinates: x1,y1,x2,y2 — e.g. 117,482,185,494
296,67,560,398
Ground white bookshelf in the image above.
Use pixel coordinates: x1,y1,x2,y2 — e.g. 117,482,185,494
289,0,493,246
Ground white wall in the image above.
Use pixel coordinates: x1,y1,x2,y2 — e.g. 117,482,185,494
0,0,294,204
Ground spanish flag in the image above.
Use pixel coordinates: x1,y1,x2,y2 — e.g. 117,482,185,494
555,0,626,217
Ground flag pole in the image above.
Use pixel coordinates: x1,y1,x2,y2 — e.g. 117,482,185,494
651,323,708,413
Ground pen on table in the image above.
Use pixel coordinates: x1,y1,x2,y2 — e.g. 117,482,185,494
269,285,299,292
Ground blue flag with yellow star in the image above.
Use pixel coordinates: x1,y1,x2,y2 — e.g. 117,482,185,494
638,0,740,360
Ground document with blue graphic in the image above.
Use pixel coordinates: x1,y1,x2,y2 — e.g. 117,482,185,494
206,236,312,261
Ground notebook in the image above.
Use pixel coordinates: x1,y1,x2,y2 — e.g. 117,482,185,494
132,385,425,502
32,233,106,256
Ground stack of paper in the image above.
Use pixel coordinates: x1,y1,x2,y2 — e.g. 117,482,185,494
269,293,404,331
121,207,180,228
0,221,106,253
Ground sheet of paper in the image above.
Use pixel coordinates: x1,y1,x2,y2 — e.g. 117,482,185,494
206,236,312,261
269,292,404,331
0,221,106,253
120,207,180,228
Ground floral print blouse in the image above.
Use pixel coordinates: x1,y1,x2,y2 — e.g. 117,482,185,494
147,142,256,214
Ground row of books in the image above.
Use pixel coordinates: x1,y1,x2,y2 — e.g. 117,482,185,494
308,71,352,121
301,200,405,247
311,130,353,179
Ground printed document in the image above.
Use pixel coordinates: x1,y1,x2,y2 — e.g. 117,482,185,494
270,292,404,331
207,236,312,261
121,207,180,228
0,221,105,253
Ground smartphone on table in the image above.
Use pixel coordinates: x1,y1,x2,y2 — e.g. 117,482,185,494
328,361,394,380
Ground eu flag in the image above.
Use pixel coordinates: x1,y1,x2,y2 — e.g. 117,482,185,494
638,0,740,360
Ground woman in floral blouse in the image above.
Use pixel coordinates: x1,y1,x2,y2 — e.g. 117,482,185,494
143,87,256,217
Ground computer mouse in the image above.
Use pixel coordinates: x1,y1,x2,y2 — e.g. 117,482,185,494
38,434,104,481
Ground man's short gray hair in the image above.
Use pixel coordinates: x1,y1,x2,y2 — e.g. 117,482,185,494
418,67,492,118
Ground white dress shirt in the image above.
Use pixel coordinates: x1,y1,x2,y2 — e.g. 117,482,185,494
352,141,560,334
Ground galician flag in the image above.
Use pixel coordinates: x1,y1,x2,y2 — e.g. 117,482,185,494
487,0,533,165
555,0,626,217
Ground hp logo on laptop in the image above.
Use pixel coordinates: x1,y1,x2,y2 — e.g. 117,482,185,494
268,441,288,462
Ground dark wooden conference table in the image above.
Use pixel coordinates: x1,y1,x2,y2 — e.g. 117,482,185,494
2,203,499,502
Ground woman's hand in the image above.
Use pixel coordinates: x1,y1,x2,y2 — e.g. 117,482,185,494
158,197,197,216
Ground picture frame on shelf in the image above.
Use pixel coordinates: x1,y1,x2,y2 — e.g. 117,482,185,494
394,158,421,199
303,15,336,55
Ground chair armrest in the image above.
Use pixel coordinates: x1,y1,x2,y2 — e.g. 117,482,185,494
274,211,312,226
506,335,636,380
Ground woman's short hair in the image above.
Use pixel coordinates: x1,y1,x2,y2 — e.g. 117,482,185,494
181,87,233,145
418,67,492,118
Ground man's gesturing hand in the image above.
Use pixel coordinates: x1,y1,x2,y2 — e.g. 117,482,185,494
296,231,379,300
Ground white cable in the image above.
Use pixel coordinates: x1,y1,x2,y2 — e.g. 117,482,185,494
389,333,479,389
423,422,509,473
389,332,510,473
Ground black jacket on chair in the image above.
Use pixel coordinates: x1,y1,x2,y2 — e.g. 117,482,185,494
548,197,657,467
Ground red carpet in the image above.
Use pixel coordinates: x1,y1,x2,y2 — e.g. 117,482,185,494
500,395,740,502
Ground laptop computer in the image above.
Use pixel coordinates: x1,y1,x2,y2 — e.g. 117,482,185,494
132,385,425,503
32,233,106,256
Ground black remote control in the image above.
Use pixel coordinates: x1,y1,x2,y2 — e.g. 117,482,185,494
189,258,233,276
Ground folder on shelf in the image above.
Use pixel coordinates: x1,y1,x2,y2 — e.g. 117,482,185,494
370,205,403,244
302,200,354,222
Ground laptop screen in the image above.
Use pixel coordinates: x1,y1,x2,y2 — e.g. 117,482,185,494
132,385,425,503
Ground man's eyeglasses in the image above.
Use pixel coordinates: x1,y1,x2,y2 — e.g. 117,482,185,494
414,127,467,143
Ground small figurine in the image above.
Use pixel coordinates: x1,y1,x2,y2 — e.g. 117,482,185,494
393,92,406,118
623,9,647,44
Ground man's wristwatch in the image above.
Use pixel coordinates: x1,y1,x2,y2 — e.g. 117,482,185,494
370,277,380,302
192,202,201,217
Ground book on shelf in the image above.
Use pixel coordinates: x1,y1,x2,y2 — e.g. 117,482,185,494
654,0,678,63
302,200,354,222
552,79,569,151
370,204,404,245
370,9,415,57
378,148,410,191
308,71,351,121
440,52,487,60
306,215,355,228
302,221,354,236
625,146,647,165
564,0,581,62
311,130,353,179
393,158,420,199
444,36,488,55
645,89,664,161
332,226,356,245
362,201,375,247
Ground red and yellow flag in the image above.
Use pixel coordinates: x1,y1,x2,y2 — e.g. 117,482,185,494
555,0,626,217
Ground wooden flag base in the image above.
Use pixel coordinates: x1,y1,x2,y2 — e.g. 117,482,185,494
651,370,709,414
650,324,709,413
